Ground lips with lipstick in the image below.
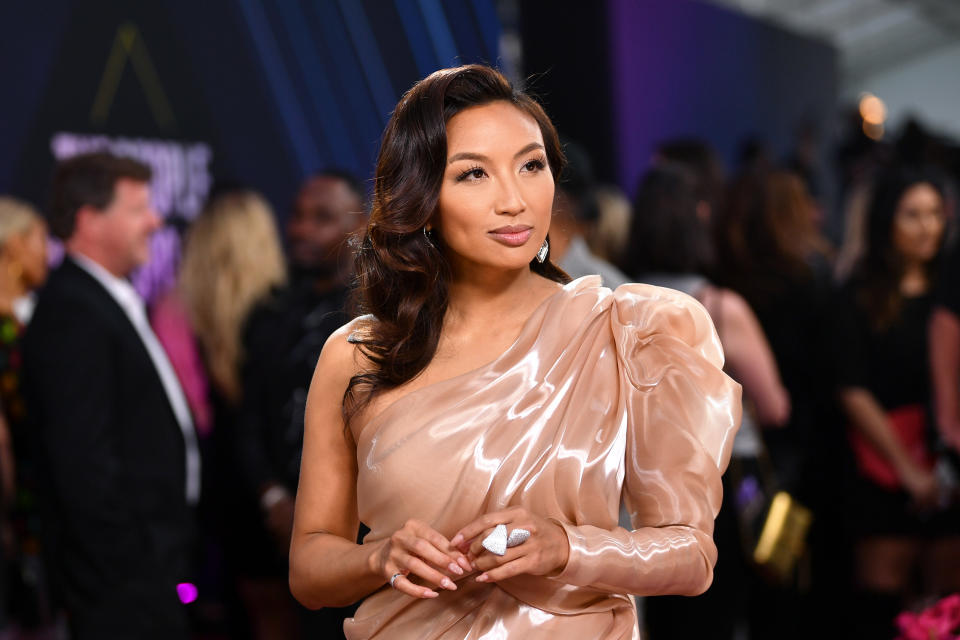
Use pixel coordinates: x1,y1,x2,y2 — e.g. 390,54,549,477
488,224,533,247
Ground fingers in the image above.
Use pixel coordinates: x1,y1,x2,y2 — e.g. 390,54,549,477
402,530,465,573
471,544,525,572
452,508,525,552
390,573,439,599
386,520,472,598
475,556,530,584
451,513,500,551
467,521,536,558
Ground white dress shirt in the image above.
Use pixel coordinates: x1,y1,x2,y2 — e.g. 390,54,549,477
71,253,201,505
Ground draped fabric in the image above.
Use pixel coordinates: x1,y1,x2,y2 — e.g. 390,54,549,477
344,276,742,639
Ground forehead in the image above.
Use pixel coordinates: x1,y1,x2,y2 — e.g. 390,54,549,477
297,177,359,210
112,178,150,202
445,101,543,153
898,182,941,209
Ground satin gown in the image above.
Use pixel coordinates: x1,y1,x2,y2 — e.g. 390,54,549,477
343,276,742,639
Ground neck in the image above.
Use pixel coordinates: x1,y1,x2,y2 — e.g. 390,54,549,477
67,240,126,278
0,263,26,315
900,261,929,296
445,264,539,324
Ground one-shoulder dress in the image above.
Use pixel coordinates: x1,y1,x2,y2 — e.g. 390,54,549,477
343,276,742,639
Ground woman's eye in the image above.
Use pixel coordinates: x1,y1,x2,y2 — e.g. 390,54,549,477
522,159,546,173
456,167,486,182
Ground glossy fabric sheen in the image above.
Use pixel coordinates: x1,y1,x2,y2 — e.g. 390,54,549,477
345,276,742,639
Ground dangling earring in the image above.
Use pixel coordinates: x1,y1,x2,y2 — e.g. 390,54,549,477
423,226,436,250
535,238,549,263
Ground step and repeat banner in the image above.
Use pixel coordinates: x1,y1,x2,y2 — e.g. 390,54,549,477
0,0,500,300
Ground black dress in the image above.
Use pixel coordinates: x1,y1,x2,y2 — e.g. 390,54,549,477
834,285,960,537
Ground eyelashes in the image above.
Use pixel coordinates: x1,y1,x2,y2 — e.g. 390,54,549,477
522,156,546,172
456,165,485,182
454,155,548,183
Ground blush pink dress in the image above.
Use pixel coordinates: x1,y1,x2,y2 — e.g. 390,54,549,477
343,276,742,639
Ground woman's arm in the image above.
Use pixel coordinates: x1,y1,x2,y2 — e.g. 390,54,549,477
930,307,960,452
711,286,790,427
288,326,381,608
839,386,937,506
289,325,470,608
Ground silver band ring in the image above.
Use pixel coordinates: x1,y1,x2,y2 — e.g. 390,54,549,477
389,572,404,588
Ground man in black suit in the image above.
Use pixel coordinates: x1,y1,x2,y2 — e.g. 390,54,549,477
23,152,200,639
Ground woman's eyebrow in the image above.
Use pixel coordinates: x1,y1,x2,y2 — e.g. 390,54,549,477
447,142,545,165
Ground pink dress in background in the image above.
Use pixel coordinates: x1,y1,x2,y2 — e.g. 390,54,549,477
343,276,742,639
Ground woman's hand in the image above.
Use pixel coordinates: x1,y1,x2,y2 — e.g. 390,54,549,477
450,506,570,583
899,463,939,510
373,519,473,599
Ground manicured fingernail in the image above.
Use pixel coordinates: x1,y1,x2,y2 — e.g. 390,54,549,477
475,574,488,583
448,562,463,576
457,556,471,571
441,577,456,590
424,589,439,598
451,534,463,547
470,560,478,571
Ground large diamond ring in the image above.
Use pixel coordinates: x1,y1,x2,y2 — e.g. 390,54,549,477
389,572,405,588
481,524,531,556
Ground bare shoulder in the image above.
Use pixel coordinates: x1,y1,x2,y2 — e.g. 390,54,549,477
712,286,752,323
313,316,372,390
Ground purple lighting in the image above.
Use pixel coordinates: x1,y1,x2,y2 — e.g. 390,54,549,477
177,582,198,605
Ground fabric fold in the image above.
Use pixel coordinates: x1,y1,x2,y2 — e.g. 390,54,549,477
343,277,741,639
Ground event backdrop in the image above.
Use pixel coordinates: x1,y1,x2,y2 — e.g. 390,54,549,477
0,0,838,298
0,0,500,299
521,0,838,198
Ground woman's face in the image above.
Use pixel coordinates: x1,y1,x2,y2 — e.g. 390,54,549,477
891,182,945,265
435,101,554,274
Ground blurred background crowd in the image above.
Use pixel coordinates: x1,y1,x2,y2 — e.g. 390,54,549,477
1,0,959,638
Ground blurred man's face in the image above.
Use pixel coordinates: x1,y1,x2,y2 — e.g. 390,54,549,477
287,177,363,278
96,179,160,276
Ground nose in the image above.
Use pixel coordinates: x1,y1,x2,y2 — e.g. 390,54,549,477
920,212,943,235
494,175,526,216
147,208,162,232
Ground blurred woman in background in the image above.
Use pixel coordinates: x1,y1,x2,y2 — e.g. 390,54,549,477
623,164,789,640
712,170,837,637
835,167,960,638
623,164,789,429
151,190,288,638
0,197,50,632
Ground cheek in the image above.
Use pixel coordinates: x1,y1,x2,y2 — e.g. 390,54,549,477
892,221,916,246
436,194,480,235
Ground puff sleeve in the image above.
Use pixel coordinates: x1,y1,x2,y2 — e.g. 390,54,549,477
553,283,742,596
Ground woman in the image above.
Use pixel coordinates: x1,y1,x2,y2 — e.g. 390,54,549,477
621,164,789,639
0,197,49,629
151,190,288,637
835,167,960,638
624,164,790,429
289,65,741,639
712,170,837,637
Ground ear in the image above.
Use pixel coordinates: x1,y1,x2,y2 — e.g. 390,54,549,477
2,232,23,259
72,205,102,239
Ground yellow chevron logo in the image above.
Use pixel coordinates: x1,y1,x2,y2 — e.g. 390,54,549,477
90,22,175,129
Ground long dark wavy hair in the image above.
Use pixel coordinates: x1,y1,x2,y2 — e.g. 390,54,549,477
344,64,568,424
853,166,947,331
